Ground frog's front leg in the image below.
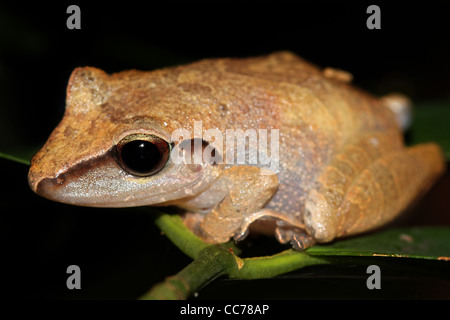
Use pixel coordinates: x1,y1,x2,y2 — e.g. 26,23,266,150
185,166,304,244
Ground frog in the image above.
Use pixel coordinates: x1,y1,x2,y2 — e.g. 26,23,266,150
28,51,446,250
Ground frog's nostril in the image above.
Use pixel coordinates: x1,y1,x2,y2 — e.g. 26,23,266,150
56,175,65,185
28,166,65,196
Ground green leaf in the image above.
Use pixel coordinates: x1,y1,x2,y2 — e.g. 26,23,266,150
145,213,450,299
0,151,30,165
306,227,450,260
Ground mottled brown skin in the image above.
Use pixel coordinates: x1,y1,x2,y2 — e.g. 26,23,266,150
28,52,446,249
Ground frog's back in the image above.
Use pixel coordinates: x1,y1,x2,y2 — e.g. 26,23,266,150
215,51,399,138
189,52,402,217
108,51,399,142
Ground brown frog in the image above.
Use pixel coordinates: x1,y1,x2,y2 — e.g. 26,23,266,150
28,52,446,249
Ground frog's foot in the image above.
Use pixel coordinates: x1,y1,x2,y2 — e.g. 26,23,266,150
233,208,315,250
274,222,316,250
232,209,301,240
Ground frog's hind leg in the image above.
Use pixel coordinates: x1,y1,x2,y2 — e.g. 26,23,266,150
259,131,408,250
304,141,445,244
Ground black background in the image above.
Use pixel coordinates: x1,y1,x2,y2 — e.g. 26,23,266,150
1,1,450,301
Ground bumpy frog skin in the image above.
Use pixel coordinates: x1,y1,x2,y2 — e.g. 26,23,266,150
28,52,445,249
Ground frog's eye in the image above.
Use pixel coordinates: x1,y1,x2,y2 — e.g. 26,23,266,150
115,134,171,177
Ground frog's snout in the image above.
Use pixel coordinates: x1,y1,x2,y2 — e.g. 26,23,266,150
29,176,60,200
28,165,65,203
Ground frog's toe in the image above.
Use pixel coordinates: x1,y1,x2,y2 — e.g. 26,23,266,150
275,224,316,251
291,232,316,251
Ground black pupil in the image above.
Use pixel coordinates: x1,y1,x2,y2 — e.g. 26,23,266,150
120,140,161,174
